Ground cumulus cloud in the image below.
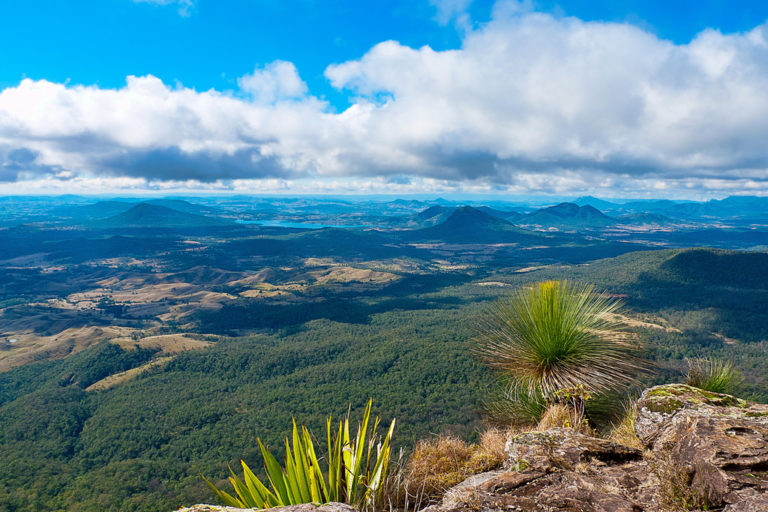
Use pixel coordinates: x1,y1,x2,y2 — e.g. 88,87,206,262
238,61,309,103
2,3,768,196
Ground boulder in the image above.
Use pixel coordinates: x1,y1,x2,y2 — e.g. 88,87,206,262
724,494,768,511
425,428,659,512
505,428,642,470
636,384,768,507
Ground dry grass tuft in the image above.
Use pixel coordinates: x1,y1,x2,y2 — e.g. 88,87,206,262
536,403,596,435
608,403,643,450
537,403,573,430
478,428,507,464
389,430,507,508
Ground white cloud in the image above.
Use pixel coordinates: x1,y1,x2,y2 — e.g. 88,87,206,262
429,0,474,26
238,61,309,103
132,0,194,16
2,3,768,197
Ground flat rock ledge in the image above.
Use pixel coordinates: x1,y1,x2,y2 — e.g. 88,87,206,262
177,503,357,512
422,384,768,512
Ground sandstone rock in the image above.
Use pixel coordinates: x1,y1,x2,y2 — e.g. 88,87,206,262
425,385,768,512
176,503,358,512
636,384,768,507
426,428,657,512
723,493,768,511
505,428,642,471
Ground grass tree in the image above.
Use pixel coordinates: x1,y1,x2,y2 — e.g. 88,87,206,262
686,357,741,395
475,280,645,428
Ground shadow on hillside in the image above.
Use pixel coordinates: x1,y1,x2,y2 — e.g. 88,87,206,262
623,268,768,343
194,273,479,333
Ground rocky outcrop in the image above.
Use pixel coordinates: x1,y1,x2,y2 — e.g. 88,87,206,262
180,385,768,512
425,428,658,512
636,384,768,509
424,384,768,512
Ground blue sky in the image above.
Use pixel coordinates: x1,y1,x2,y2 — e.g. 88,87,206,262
3,0,766,107
1,0,768,197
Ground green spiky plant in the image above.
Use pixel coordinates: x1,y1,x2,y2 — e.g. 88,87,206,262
686,357,741,395
481,383,548,427
203,399,395,511
475,280,645,425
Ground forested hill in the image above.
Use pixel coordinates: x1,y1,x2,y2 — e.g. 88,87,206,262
1,247,768,511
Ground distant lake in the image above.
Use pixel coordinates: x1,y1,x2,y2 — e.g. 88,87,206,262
236,219,375,229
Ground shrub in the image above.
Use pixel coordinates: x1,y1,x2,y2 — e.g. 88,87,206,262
203,399,395,511
475,280,646,431
475,280,645,399
686,357,741,395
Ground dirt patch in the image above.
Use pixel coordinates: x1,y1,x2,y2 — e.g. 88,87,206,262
112,333,212,355
307,266,399,285
605,313,682,333
0,325,135,372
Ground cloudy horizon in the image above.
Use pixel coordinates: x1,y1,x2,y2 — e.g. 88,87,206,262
2,0,768,199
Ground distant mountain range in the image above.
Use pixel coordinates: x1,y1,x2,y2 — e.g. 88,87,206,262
59,199,221,221
34,193,768,234
409,202,616,233
572,195,768,222
405,195,768,233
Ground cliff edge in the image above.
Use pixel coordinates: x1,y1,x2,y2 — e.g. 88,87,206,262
180,384,768,512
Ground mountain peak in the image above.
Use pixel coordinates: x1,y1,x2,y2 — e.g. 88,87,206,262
97,202,228,228
523,202,614,228
443,206,511,227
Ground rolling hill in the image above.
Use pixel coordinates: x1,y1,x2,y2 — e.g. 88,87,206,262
94,203,231,228
58,200,135,220
573,196,621,211
615,212,675,226
143,199,222,217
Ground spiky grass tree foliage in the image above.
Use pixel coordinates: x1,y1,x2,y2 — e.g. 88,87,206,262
481,384,548,427
686,357,741,395
475,280,644,401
